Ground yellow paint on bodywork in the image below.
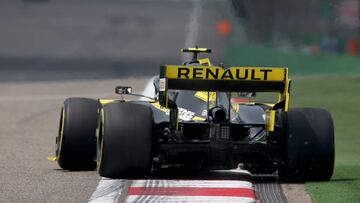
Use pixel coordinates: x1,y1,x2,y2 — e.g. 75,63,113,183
265,110,276,132
194,91,216,102
192,116,206,121
181,48,210,52
47,156,57,161
151,102,169,113
99,99,116,105
284,77,291,112
198,58,212,66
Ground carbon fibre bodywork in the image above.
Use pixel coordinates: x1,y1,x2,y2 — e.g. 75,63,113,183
100,84,280,171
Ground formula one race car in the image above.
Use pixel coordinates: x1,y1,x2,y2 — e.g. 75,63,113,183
49,48,334,182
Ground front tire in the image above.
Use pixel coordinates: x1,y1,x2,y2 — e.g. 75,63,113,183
279,108,334,182
98,102,153,179
56,98,100,170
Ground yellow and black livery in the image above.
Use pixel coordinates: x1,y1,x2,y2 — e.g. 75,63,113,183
50,47,334,183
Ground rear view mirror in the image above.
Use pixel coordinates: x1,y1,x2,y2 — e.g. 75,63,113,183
115,86,132,94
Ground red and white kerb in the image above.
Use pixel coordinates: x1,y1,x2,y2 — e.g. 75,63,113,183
126,179,256,203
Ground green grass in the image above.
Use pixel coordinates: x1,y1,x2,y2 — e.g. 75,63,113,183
292,77,360,203
227,46,360,75
306,165,360,203
227,47,360,202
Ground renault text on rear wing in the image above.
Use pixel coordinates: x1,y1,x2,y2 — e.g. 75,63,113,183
159,65,291,111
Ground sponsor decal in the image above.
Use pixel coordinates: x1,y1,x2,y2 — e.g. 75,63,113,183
178,108,195,121
159,78,166,91
165,65,286,81
152,103,196,121
177,67,272,80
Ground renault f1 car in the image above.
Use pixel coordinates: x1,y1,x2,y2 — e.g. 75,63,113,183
49,48,334,182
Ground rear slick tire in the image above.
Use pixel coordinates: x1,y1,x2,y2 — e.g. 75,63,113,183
98,102,153,179
56,98,100,170
279,108,334,182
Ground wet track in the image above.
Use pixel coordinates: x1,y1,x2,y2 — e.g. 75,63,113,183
0,1,305,202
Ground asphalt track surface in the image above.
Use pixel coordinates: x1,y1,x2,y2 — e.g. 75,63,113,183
0,0,304,202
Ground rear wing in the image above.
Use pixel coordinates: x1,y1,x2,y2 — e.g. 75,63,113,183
159,65,291,111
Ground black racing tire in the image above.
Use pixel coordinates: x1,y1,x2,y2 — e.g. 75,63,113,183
98,102,153,179
279,108,334,182
56,97,100,170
